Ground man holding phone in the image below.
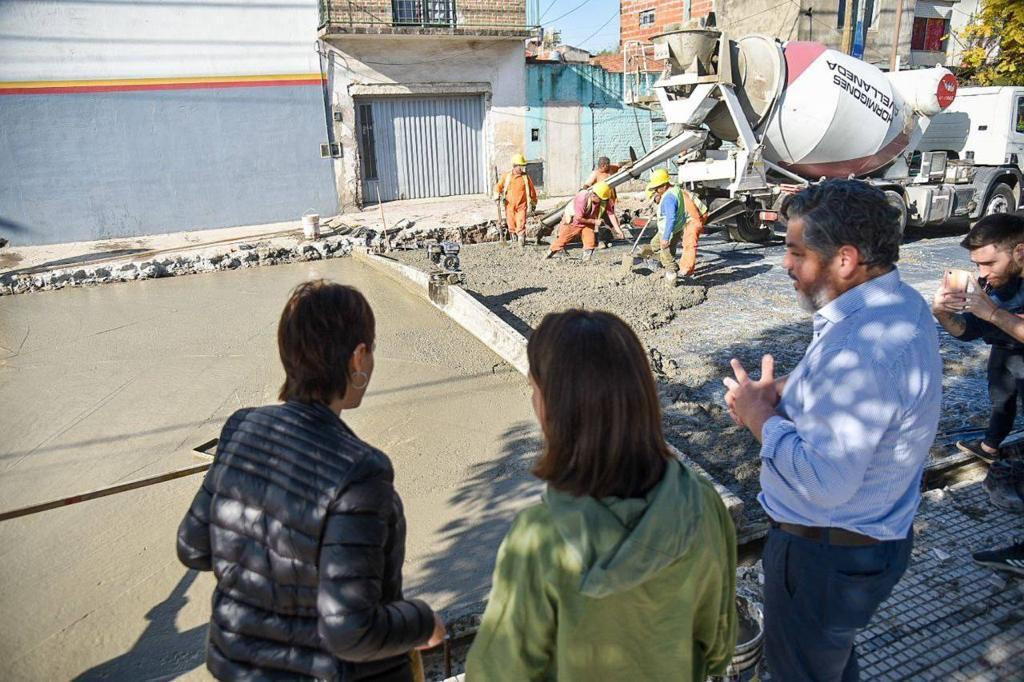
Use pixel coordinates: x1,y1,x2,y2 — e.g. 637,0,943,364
933,213,1024,510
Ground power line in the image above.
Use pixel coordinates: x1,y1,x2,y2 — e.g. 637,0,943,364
577,9,619,48
545,0,592,26
538,0,559,22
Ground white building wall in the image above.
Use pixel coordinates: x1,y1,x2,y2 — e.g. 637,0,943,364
0,0,322,80
0,1,338,246
324,37,526,207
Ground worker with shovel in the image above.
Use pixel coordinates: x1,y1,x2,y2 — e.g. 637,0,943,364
643,168,707,285
582,156,626,248
494,153,538,247
544,181,613,261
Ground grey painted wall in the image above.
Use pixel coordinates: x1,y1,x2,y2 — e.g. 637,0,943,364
0,85,339,246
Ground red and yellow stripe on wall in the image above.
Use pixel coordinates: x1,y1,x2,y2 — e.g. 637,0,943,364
0,73,326,96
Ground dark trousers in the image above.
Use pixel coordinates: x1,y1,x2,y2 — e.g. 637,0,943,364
984,347,1024,449
762,526,913,681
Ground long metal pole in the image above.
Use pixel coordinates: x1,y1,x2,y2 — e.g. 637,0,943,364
840,0,855,53
890,0,905,72
0,462,211,522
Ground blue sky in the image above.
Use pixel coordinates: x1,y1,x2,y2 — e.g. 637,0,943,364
530,0,622,53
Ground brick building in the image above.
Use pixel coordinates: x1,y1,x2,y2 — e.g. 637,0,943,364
319,0,534,207
619,0,714,46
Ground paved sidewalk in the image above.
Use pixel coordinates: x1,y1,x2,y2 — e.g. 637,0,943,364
858,480,1024,681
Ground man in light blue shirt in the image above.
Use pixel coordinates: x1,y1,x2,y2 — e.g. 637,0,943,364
724,180,942,681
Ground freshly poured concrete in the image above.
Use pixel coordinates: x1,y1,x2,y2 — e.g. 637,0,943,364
0,258,539,680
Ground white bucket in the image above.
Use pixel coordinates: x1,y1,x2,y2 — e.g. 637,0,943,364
302,211,320,240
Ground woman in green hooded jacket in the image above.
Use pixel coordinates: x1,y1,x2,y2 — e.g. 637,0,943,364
465,310,737,681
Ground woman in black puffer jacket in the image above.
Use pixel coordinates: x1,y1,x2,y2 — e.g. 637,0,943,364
177,280,445,681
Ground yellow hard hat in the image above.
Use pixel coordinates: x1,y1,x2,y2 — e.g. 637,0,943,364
646,168,672,192
592,181,612,200
512,153,528,166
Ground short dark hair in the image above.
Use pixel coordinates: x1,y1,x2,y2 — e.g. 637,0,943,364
960,213,1024,251
528,310,671,499
277,280,375,404
597,156,611,168
781,179,901,268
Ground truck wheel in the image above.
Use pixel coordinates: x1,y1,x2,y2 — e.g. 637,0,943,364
727,212,773,243
884,190,908,238
984,183,1017,216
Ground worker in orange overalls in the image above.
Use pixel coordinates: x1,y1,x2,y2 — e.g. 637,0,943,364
494,153,538,248
582,156,626,247
544,181,613,262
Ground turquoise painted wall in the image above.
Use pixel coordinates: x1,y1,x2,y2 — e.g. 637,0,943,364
525,63,666,188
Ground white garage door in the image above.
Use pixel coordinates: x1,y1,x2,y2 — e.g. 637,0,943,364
357,95,487,203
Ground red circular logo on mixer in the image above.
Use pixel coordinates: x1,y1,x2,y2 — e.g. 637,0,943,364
937,73,958,109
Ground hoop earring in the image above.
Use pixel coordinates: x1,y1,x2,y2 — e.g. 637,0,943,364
350,371,369,391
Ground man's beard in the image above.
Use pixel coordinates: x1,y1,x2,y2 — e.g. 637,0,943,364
794,275,835,312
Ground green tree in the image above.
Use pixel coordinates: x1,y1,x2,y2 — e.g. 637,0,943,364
959,0,1024,86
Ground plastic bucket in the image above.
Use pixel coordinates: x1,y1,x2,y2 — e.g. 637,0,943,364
709,594,764,682
302,211,320,240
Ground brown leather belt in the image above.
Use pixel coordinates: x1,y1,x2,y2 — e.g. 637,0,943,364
777,522,880,546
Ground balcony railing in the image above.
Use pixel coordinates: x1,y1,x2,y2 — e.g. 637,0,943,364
393,0,455,27
319,0,535,37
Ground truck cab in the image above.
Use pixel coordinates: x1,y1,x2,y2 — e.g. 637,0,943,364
912,86,1024,220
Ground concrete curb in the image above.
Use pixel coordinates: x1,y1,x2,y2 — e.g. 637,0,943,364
352,248,744,526
352,250,528,375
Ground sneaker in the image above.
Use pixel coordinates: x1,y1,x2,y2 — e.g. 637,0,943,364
984,458,1024,512
957,439,1001,463
973,542,1024,576
543,249,559,260
581,249,595,262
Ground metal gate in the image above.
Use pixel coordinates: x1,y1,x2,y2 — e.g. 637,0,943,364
357,95,486,203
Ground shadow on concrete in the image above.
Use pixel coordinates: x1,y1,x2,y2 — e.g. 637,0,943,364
406,420,544,614
473,288,547,337
73,570,207,681
0,421,214,462
695,263,773,289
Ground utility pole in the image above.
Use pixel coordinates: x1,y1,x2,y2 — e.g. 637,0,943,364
840,0,855,54
890,0,906,71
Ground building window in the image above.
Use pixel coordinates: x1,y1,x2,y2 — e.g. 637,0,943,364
531,128,540,141
393,0,455,27
358,104,378,181
911,17,948,51
639,9,655,26
837,0,880,31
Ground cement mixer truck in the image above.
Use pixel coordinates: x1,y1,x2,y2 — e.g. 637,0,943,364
543,29,1023,242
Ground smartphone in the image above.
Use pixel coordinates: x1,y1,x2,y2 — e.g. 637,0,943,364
945,269,971,293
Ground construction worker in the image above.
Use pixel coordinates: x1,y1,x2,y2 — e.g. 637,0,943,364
544,181,613,261
644,168,707,283
582,157,626,247
494,153,538,247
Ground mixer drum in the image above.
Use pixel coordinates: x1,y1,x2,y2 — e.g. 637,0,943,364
762,42,916,178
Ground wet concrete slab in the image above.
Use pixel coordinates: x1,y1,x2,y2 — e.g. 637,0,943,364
0,257,539,680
